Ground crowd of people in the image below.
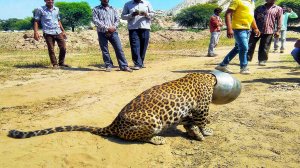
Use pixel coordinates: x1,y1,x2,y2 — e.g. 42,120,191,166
34,0,299,74
211,0,298,74
34,0,154,72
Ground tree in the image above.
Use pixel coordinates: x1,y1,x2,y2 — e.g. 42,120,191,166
55,1,92,32
174,3,220,29
1,18,19,31
13,17,33,30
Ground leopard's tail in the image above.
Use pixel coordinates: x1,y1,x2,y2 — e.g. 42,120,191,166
8,125,113,139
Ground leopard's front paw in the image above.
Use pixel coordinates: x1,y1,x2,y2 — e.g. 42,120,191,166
148,136,166,145
200,127,213,136
187,125,205,141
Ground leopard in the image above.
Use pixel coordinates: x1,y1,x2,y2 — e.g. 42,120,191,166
8,73,217,145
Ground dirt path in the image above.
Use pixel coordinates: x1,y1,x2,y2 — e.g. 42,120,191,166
0,41,299,168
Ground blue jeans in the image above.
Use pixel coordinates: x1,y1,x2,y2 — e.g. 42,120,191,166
291,48,300,65
274,30,287,50
97,32,129,69
220,30,250,69
129,29,150,67
208,31,221,55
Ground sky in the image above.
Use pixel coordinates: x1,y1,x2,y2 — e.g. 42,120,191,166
0,0,183,20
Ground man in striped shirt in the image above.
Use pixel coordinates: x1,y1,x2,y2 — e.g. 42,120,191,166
92,0,132,72
247,0,283,66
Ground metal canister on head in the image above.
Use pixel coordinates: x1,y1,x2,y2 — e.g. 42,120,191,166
210,70,242,105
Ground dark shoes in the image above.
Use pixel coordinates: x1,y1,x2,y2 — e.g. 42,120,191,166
53,64,59,69
132,66,141,70
106,66,133,72
121,66,133,72
105,67,112,72
59,64,71,68
207,53,218,57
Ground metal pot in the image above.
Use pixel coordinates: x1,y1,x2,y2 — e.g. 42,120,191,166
210,70,242,105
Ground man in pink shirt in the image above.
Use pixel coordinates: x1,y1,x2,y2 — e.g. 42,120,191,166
207,7,223,57
247,0,283,66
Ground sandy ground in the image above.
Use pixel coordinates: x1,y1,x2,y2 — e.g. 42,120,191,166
0,41,299,168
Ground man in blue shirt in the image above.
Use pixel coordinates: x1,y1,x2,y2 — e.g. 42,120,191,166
34,0,69,68
92,0,132,72
122,0,155,70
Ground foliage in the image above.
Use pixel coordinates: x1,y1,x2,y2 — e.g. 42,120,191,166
278,0,300,24
150,23,164,32
173,3,220,29
55,1,92,32
0,17,32,31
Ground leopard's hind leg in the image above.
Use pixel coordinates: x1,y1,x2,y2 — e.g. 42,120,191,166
114,115,165,145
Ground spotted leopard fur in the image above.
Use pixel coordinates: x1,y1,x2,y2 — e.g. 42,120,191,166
8,73,217,145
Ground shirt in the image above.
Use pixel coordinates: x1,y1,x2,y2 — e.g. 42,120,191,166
281,11,298,31
34,6,62,35
229,0,255,30
92,5,119,33
209,14,222,33
254,4,283,34
121,0,155,30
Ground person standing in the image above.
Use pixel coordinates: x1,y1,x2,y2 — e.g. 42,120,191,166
215,0,260,74
247,0,283,66
121,0,155,70
92,0,132,72
274,7,298,53
34,0,69,68
207,7,223,57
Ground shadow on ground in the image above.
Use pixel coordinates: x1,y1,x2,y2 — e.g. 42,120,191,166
243,77,300,85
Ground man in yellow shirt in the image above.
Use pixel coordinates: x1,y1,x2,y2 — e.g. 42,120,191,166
215,0,260,74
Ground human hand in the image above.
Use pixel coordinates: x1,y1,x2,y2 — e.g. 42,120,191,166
107,27,116,33
34,32,40,41
61,31,67,40
139,11,148,17
274,31,280,38
132,11,139,17
227,29,234,38
253,28,261,37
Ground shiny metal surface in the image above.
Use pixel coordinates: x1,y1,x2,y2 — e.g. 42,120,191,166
210,70,242,105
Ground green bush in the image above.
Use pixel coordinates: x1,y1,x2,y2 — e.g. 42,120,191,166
150,23,164,32
0,18,32,31
173,3,221,29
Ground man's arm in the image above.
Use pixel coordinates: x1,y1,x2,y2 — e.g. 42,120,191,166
288,9,298,19
225,9,234,38
275,8,283,38
58,21,66,38
33,20,40,41
121,4,135,20
251,19,261,37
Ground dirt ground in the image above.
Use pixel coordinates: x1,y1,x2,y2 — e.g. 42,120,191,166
0,38,299,167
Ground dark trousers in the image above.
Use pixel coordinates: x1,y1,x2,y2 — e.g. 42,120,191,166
97,32,128,69
129,29,150,67
43,33,66,66
248,32,273,62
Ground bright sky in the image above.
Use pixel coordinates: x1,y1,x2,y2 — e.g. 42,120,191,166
0,0,183,20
